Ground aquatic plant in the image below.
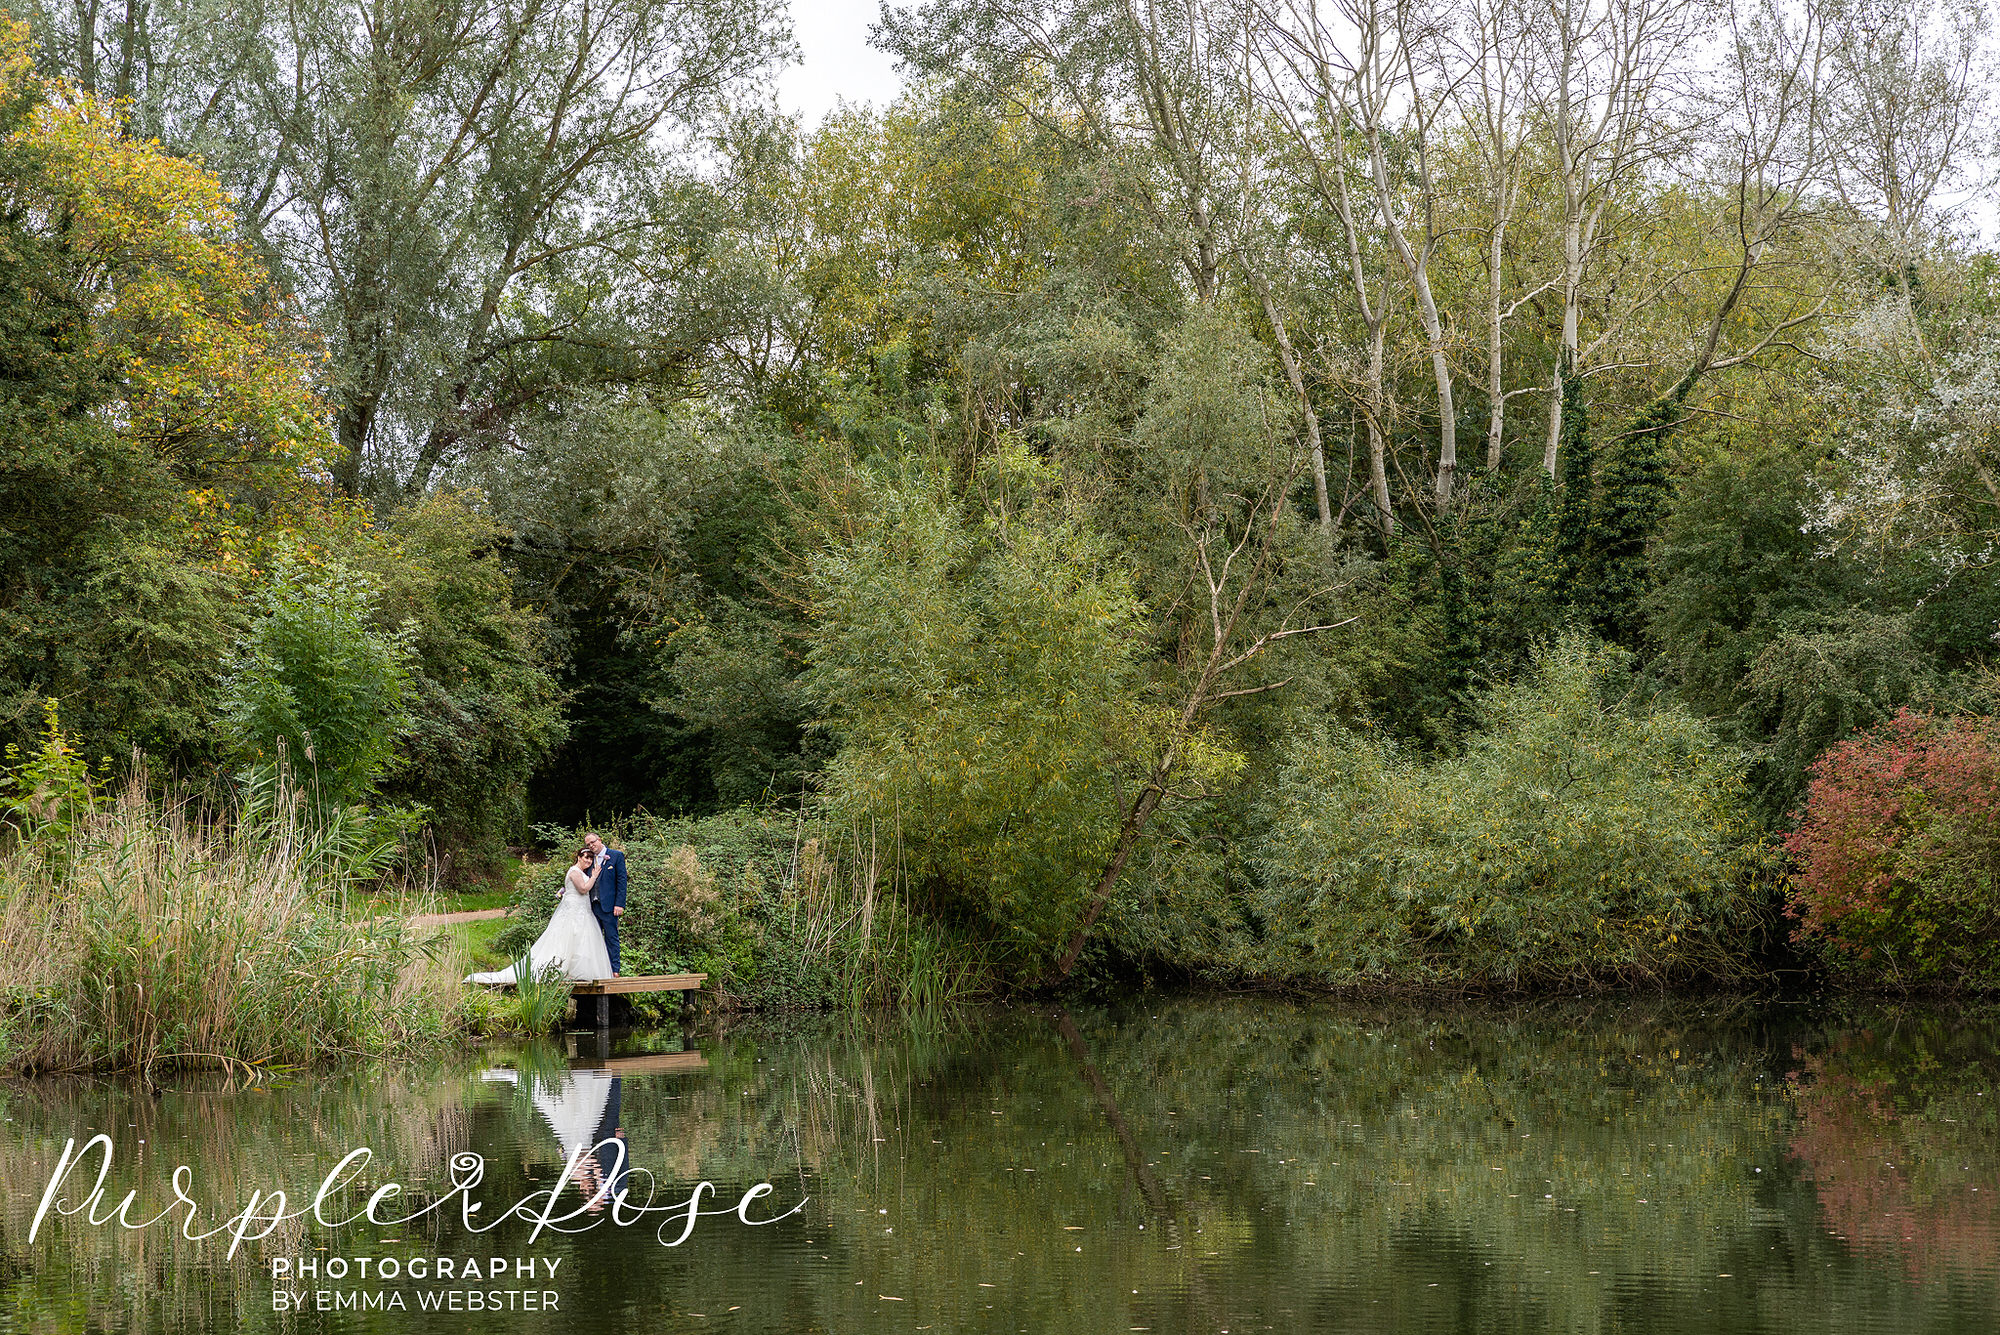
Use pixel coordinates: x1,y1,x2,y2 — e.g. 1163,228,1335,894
0,779,476,1074
490,961,579,1033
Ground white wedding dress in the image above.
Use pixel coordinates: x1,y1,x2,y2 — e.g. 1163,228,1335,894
466,865,614,985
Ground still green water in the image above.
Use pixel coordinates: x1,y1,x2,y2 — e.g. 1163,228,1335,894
2,999,1997,1334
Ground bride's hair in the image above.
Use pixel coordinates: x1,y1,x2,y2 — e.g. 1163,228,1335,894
575,846,591,862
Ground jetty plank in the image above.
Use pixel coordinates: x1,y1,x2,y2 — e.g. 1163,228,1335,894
568,972,707,996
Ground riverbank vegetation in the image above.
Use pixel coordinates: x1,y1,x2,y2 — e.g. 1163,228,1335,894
1,0,1997,1025
0,775,472,1074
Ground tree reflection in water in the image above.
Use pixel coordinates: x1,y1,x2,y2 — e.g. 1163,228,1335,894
1,1002,1997,1333
1787,1011,2000,1284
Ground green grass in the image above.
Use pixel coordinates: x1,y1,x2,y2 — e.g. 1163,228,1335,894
352,854,527,922
445,914,512,971
446,886,515,913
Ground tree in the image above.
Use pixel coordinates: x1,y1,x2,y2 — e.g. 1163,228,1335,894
794,442,1154,967
1050,311,1354,977
1820,0,1994,357
0,19,336,762
341,493,568,873
1529,0,1704,477
1263,0,1463,510
19,0,795,495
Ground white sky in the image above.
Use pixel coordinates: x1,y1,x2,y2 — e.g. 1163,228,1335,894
767,0,1996,245
775,0,907,124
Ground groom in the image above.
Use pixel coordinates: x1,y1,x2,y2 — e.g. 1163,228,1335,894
584,833,627,976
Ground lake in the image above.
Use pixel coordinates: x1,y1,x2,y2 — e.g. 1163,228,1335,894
3,998,1996,1333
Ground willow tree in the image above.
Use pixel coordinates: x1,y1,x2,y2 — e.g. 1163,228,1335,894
19,0,793,495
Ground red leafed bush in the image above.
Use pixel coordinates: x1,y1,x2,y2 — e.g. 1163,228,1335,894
1786,711,2000,989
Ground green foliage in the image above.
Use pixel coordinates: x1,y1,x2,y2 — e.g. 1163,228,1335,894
1744,610,1939,821
479,397,795,823
342,495,567,876
0,24,337,769
493,963,579,1033
1257,634,1758,987
1355,476,1567,746
0,698,97,844
1552,352,1596,605
1646,427,1846,722
218,559,414,810
5,2,1994,1006
797,443,1148,968
1587,396,1678,644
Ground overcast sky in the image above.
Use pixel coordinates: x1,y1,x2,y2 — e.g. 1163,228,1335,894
768,1,1996,244
776,0,907,124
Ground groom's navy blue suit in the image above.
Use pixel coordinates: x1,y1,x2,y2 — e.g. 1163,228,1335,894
591,849,628,975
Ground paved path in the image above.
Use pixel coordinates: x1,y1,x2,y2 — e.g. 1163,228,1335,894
407,908,511,928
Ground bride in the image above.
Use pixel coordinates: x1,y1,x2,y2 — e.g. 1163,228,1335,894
466,847,614,985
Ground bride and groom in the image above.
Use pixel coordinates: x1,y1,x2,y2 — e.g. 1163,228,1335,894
468,833,628,985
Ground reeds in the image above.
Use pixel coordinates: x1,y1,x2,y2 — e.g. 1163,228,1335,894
0,779,474,1075
502,960,578,1032
767,824,991,1010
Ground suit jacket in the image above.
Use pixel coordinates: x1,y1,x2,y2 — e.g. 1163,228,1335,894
592,849,628,915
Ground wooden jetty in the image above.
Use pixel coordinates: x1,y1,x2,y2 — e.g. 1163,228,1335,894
568,973,708,1028
474,972,706,1028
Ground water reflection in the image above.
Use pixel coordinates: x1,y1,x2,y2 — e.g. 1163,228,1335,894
1786,1013,2000,1287
0,1000,1996,1333
526,1069,620,1211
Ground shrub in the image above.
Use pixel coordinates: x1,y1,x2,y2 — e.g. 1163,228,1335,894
795,444,1148,972
0,698,96,843
1785,711,2000,990
219,557,415,809
1256,633,1759,987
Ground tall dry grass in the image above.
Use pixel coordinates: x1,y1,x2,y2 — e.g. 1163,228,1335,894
0,780,475,1075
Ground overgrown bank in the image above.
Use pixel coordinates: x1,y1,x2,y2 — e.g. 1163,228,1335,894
0,779,474,1075
1,0,1997,1032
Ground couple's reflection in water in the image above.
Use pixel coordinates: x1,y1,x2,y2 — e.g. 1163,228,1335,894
482,1033,712,1215
531,1066,629,1213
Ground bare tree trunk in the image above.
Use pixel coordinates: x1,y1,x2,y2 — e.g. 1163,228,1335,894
1544,216,1584,476
74,0,99,94
1256,281,1331,529
1486,223,1507,471
1364,317,1393,536
1452,0,1539,473
1053,777,1167,978
1358,5,1454,510
1048,454,1354,980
